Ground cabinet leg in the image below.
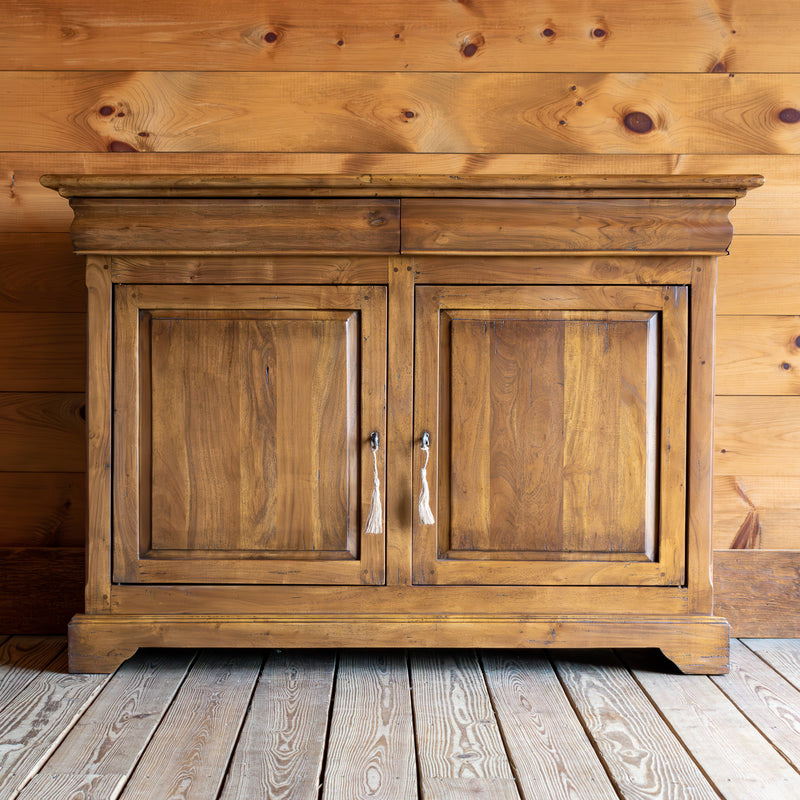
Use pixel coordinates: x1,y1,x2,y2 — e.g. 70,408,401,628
68,615,139,673
658,620,730,674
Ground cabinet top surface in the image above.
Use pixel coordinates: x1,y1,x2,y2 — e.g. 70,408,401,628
41,173,763,199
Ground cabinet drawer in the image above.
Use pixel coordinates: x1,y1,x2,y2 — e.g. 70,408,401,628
401,198,734,252
71,198,400,253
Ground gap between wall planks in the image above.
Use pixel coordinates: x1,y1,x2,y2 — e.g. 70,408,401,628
4,642,800,800
3,0,798,72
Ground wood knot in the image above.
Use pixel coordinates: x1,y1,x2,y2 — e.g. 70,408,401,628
711,61,727,73
336,39,344,47
624,112,654,133
403,110,415,120
541,27,555,38
782,362,792,370
592,28,607,38
264,31,279,43
98,105,115,117
779,107,800,124
461,42,478,57
368,211,387,227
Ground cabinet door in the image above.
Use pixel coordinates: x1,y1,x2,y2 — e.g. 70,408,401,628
414,285,688,586
114,284,386,585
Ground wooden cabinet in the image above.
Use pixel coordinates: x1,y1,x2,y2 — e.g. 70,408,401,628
42,174,761,674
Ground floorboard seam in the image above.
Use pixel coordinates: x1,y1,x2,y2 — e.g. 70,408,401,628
549,651,627,800
214,649,270,800
476,650,523,800
619,650,727,800
316,649,340,800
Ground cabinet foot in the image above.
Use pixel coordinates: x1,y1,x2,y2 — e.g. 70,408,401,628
68,617,139,673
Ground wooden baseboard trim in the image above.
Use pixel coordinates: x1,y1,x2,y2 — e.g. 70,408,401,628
0,547,84,634
715,550,800,637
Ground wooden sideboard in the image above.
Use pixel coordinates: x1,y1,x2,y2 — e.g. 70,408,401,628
42,174,762,673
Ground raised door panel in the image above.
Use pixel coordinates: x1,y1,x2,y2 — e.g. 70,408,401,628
414,285,688,586
114,284,386,585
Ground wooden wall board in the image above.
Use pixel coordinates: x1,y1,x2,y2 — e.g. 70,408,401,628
2,0,799,632
0,392,85,472
719,237,800,315
0,313,85,392
714,475,800,551
2,1,798,72
716,315,800,396
715,397,800,475
715,552,800,637
0,235,85,312
0,548,84,633
0,473,85,548
3,72,800,154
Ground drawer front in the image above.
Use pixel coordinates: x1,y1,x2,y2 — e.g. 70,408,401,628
401,198,734,252
72,198,400,253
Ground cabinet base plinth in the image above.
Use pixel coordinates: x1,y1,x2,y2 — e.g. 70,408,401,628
68,613,729,674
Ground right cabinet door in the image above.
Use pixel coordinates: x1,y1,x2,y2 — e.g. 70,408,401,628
413,284,688,587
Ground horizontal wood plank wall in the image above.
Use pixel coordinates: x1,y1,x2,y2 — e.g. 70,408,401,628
1,1,798,634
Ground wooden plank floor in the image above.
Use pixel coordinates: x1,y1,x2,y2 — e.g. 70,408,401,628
1,638,799,799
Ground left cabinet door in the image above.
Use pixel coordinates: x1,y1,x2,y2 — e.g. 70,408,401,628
113,284,387,585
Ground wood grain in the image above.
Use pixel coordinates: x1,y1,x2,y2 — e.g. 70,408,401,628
71,198,400,253
323,651,415,800
112,284,385,586
0,548,84,634
0,234,84,311
742,639,800,690
0,313,85,391
554,651,720,800
0,392,85,472
410,651,518,800
715,397,800,474
719,237,800,315
221,651,335,800
416,285,681,587
17,649,195,800
5,0,799,72
710,639,800,769
0,153,783,234
110,255,389,285
402,198,735,252
716,315,800,395
0,651,109,800
118,650,262,800
84,256,111,613
714,475,800,550
0,636,65,713
482,651,618,800
714,552,800,637
628,650,800,800
2,73,799,154
0,473,85,548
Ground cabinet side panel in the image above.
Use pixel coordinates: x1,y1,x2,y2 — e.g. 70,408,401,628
85,256,112,612
689,258,717,612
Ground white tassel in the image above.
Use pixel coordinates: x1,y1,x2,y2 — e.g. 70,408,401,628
364,441,383,534
418,439,436,525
